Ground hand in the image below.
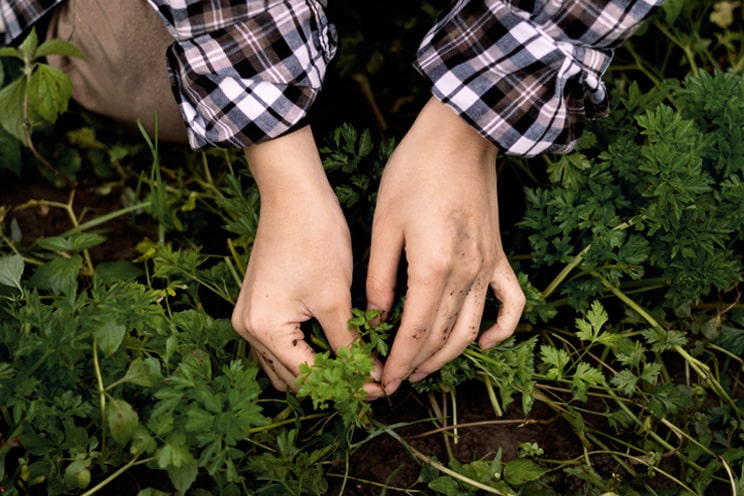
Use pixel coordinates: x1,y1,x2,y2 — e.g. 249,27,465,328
232,126,384,398
366,98,526,395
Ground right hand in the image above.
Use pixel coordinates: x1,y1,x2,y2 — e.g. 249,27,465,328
231,126,384,398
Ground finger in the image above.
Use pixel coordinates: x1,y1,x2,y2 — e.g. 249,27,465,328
366,212,404,320
381,272,446,394
248,319,319,381
250,342,294,392
478,262,526,349
409,277,488,382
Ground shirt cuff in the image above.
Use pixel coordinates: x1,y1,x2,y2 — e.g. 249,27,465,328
149,0,336,150
414,0,663,157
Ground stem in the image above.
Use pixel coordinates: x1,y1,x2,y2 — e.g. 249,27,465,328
58,202,152,237
79,455,152,496
408,445,515,496
92,338,107,459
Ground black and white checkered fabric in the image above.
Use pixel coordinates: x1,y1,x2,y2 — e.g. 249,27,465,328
2,0,663,155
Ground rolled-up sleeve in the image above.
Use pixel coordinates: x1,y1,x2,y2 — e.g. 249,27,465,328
146,0,336,151
414,0,664,156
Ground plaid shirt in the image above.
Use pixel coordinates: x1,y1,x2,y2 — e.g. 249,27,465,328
1,0,662,155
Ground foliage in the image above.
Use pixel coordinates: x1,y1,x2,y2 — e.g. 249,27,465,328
0,1,743,495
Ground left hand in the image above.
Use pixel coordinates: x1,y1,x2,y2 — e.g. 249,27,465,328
366,97,526,395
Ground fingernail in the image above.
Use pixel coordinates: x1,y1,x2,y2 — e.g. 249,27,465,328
409,371,428,382
384,379,401,395
481,339,496,350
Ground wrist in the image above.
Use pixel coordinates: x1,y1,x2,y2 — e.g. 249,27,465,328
244,126,336,205
418,97,498,167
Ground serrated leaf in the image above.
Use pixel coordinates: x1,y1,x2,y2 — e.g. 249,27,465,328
94,320,126,356
503,458,549,485
37,233,107,253
0,254,24,291
27,64,72,123
156,440,194,469
108,398,139,445
28,254,82,295
0,77,28,143
611,369,638,396
121,357,162,387
167,460,198,495
35,39,84,59
539,345,570,380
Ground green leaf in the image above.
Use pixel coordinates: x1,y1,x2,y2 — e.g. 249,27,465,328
94,320,127,356
156,439,194,469
167,460,198,495
428,476,460,495
18,27,39,60
108,398,139,445
37,233,107,253
503,458,549,485
0,77,28,143
94,260,145,284
27,64,72,123
0,126,22,174
0,254,24,291
28,254,82,295
539,345,569,381
35,39,84,59
64,459,91,490
121,357,162,387
0,46,21,59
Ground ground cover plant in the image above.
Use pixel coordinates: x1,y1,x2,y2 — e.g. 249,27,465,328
0,0,743,494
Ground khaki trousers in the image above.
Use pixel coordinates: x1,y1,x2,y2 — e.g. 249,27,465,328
46,0,188,143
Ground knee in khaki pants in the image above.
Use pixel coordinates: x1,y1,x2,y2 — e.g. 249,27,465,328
45,0,188,143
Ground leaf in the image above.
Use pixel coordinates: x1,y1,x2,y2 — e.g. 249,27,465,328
35,39,84,59
0,77,28,143
0,254,24,291
37,233,107,253
167,460,198,495
27,64,72,123
0,46,21,59
503,458,550,485
0,126,22,174
18,27,39,60
121,357,162,387
539,345,569,381
94,260,145,284
64,459,91,490
156,439,194,469
94,320,127,356
108,398,139,445
28,254,82,295
427,476,460,495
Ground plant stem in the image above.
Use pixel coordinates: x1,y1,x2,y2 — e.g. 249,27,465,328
79,455,152,496
92,338,107,459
